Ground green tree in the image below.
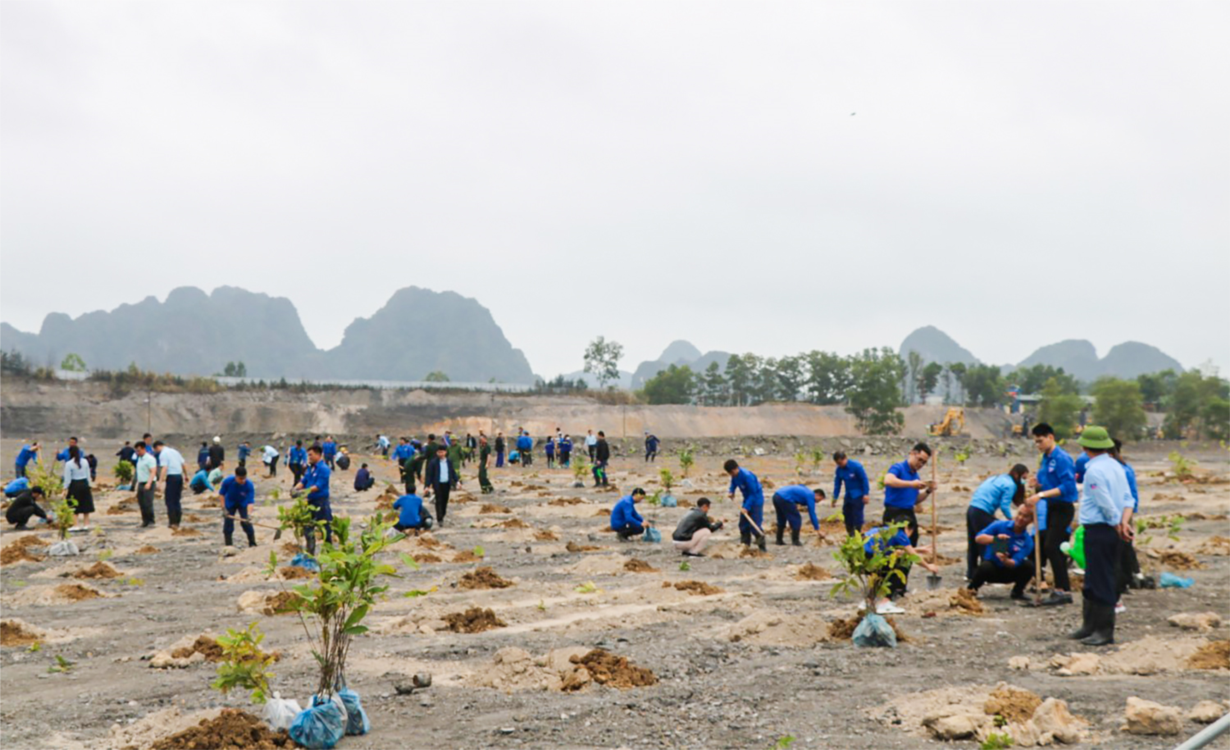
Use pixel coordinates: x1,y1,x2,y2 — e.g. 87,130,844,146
235,361,247,377
59,353,86,372
917,361,943,402
725,354,753,406
701,361,728,405
1164,371,1230,439
1008,364,1079,395
961,364,1007,408
774,354,805,401
223,362,237,377
423,370,450,382
583,336,624,389
947,362,968,405
1135,369,1177,408
641,364,696,405
905,351,924,403
1091,377,1148,441
1038,377,1082,439
804,350,851,405
845,348,905,435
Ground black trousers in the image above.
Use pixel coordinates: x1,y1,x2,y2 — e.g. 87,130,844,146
616,523,644,540
1083,523,1120,607
433,483,452,524
882,506,919,545
1116,540,1140,595
267,457,278,476
965,506,997,579
6,503,46,526
137,485,157,525
970,558,1032,595
164,475,184,526
290,463,304,485
1043,501,1074,591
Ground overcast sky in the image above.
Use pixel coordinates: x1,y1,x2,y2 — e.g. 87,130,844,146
3,1,1227,378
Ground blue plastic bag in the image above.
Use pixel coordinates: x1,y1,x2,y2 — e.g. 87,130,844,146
289,553,321,572
289,695,346,750
852,613,897,648
337,687,370,736
1159,572,1193,589
660,494,677,508
642,527,662,543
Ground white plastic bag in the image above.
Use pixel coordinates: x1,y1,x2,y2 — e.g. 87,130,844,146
263,692,302,732
48,540,80,556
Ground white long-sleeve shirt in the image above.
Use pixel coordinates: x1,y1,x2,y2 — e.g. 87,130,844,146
63,459,91,484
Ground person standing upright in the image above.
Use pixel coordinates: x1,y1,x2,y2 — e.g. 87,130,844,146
831,451,870,537
237,441,251,470
208,437,225,471
426,445,458,526
494,432,506,468
1025,423,1079,606
545,436,556,468
644,432,660,462
725,459,767,552
882,443,935,546
62,445,95,531
593,431,611,487
478,435,494,494
217,466,258,548
292,445,333,552
321,436,338,469
154,441,187,529
586,430,597,462
133,441,158,528
288,440,307,486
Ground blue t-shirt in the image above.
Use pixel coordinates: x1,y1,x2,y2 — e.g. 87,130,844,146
1122,462,1139,513
219,476,255,509
1074,452,1090,484
5,477,30,495
969,474,1018,519
728,468,764,511
610,496,644,530
883,460,922,510
774,485,820,529
1037,447,1078,504
976,520,1034,567
15,445,38,468
393,494,425,527
322,441,338,458
863,526,912,555
301,462,331,503
833,460,869,502
289,446,307,465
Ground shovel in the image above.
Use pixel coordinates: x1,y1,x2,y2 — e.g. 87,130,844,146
926,451,943,591
222,512,284,538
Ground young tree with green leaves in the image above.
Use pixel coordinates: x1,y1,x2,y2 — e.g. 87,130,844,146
583,336,624,389
845,348,906,435
60,353,86,372
641,364,696,404
804,350,851,405
1091,377,1148,441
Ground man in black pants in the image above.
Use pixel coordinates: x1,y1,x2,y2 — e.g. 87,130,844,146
1025,423,1079,606
426,445,458,527
881,443,935,546
970,505,1036,599
964,464,1029,582
593,431,611,487
5,487,48,529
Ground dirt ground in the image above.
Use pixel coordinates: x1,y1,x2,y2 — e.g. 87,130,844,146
1,436,1227,749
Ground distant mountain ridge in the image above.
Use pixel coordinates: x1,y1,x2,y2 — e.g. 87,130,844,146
899,327,1185,382
2,286,535,383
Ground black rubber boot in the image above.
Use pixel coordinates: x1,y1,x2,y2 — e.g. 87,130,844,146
791,528,802,547
1080,603,1115,646
224,531,234,547
1069,598,1094,640
244,526,257,547
740,530,751,546
774,527,785,546
756,534,767,552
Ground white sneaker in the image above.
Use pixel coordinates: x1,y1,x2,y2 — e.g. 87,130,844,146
857,601,868,611
1114,602,1126,614
876,602,906,615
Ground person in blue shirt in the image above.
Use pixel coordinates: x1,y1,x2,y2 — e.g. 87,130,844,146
516,432,534,468
14,442,40,478
190,468,211,494
1068,427,1134,647
354,463,375,492
217,465,257,548
288,440,308,486
5,477,31,498
725,459,767,552
293,445,333,553
861,524,938,614
321,437,338,469
644,433,660,462
831,451,870,537
1025,423,1079,606
882,443,935,546
55,437,78,463
771,485,825,546
1074,451,1090,485
544,437,556,468
965,464,1030,581
237,442,251,469
197,442,210,472
392,493,433,533
559,435,573,468
1110,439,1141,608
970,505,1036,599
610,488,651,540
377,435,391,459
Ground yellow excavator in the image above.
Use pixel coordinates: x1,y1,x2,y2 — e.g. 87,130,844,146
928,407,966,437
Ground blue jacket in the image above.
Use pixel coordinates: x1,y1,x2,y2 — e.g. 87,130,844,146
728,468,764,511
56,447,72,462
833,460,869,502
394,443,414,462
610,496,644,530
883,460,922,510
545,439,555,455
393,494,426,527
1122,462,1139,513
197,447,210,469
976,520,1034,568
322,441,337,458
15,445,38,468
5,477,30,496
289,446,308,465
969,474,1018,519
774,485,820,529
190,470,210,492
219,476,255,509
645,435,660,451
560,438,573,453
1037,447,1078,504
1074,452,1090,484
517,435,533,452
301,462,331,504
238,445,251,461
863,526,912,555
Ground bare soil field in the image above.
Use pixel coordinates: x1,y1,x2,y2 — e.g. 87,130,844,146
1,437,1227,749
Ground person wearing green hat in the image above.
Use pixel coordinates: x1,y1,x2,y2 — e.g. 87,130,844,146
1068,426,1134,647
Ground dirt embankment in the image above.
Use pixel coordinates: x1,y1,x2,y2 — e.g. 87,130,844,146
2,377,1020,440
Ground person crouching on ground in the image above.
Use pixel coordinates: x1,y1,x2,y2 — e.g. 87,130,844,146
392,492,434,534
218,465,257,548
5,487,49,530
970,504,1035,600
672,497,723,556
354,463,374,491
611,488,651,540
861,524,938,615
965,463,1029,582
771,484,824,546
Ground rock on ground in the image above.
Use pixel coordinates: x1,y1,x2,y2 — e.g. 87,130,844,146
1168,612,1223,632
1187,700,1225,724
1122,696,1184,736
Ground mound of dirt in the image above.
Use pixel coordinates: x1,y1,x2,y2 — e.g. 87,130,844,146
171,527,201,537
795,563,830,581
566,541,600,553
950,588,984,616
549,497,584,506
451,550,484,563
73,562,122,579
1051,635,1207,676
535,529,560,542
106,498,135,515
1157,549,1205,570
444,607,507,633
1197,536,1230,556
375,490,398,510
459,566,513,590
624,559,659,573
0,619,43,646
171,635,225,662
414,553,443,564
724,611,831,647
468,646,591,693
1,536,49,565
673,580,723,596
593,508,610,517
56,583,102,602
148,708,292,749
984,684,1042,724
237,590,300,616
279,542,301,556
500,518,530,529
570,649,657,688
135,545,161,555
739,548,772,559
416,535,443,549
480,503,512,514
277,566,316,580
1188,640,1230,670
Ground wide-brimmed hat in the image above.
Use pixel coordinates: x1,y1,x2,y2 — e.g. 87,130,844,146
1077,426,1114,450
